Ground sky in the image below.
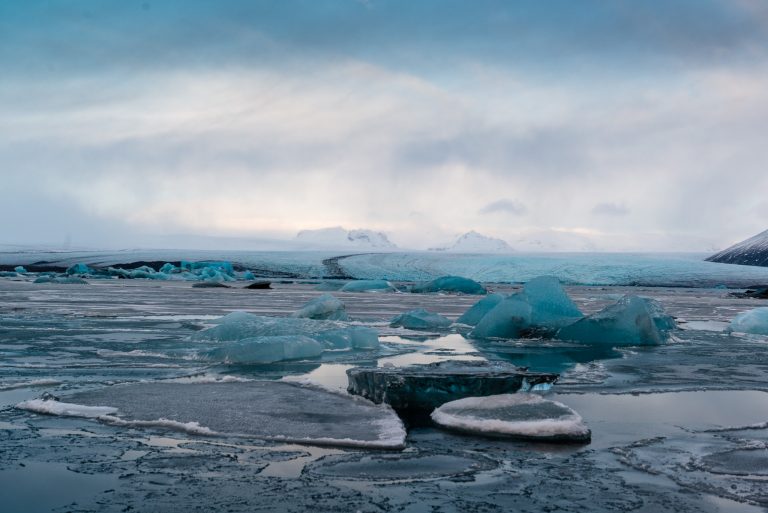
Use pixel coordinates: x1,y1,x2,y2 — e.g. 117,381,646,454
2,0,768,251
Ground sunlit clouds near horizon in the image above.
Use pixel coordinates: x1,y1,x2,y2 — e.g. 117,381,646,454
2,0,768,251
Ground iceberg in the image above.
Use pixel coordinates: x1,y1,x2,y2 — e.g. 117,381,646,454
557,295,675,346
203,335,324,364
523,276,583,332
194,312,380,351
13,266,27,274
389,309,452,330
292,294,349,321
0,271,17,277
33,276,89,285
315,281,347,291
28,382,406,449
456,293,505,326
431,394,591,442
346,361,558,413
470,294,532,339
728,307,768,335
66,263,92,275
340,280,395,292
410,276,487,295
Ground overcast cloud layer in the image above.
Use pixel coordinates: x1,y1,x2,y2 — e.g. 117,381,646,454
2,0,768,251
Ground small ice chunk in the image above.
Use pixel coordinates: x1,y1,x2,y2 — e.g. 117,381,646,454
203,335,324,364
457,293,505,326
389,309,452,330
470,294,532,339
340,280,395,292
728,307,768,335
14,266,27,274
292,294,349,321
431,394,591,442
557,295,675,346
410,276,487,295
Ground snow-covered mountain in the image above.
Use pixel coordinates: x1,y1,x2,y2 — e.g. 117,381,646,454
429,231,513,253
706,229,768,267
295,227,397,250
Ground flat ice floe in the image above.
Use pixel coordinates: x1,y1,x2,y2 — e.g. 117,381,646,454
431,393,591,442
17,381,406,449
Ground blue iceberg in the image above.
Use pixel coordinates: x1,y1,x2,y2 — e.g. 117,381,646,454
390,309,452,330
292,294,349,321
557,295,675,346
317,327,380,350
203,335,324,364
34,276,89,285
410,276,487,295
66,263,92,275
728,307,768,335
13,266,27,274
470,294,532,339
522,276,583,331
456,293,505,326
340,280,395,292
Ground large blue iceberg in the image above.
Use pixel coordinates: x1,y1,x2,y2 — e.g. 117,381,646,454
557,295,675,346
456,293,505,326
389,309,452,330
410,276,487,295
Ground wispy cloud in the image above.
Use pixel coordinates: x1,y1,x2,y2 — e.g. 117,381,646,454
479,199,527,216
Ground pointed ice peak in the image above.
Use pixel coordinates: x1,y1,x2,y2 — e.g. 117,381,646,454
295,227,397,249
429,231,513,253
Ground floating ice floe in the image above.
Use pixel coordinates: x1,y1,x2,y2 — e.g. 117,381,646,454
431,393,591,442
456,293,505,326
389,309,452,330
557,295,675,346
410,275,487,295
340,280,396,292
203,335,324,364
194,311,379,351
0,271,18,277
292,294,349,321
13,266,26,274
66,263,92,275
470,277,583,339
315,281,347,291
18,382,406,449
346,361,558,413
728,307,768,335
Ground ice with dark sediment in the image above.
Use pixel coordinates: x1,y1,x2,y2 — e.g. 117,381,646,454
557,295,675,346
431,393,591,442
456,293,504,326
292,294,349,321
202,335,324,364
346,361,558,412
340,280,396,292
17,382,406,449
410,275,487,295
389,309,452,330
727,307,768,335
193,311,379,351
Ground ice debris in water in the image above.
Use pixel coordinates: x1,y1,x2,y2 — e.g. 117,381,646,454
410,275,487,295
470,277,583,339
194,311,379,351
346,360,558,412
557,295,675,346
728,307,768,335
292,294,349,321
456,293,504,326
0,271,18,277
203,335,324,364
431,393,591,442
14,266,27,274
315,281,347,291
21,382,407,449
340,280,396,292
389,309,452,330
34,276,89,285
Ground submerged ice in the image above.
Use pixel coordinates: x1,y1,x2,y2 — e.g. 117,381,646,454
389,309,452,330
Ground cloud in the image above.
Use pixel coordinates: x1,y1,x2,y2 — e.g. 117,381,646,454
479,199,527,216
591,203,630,216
